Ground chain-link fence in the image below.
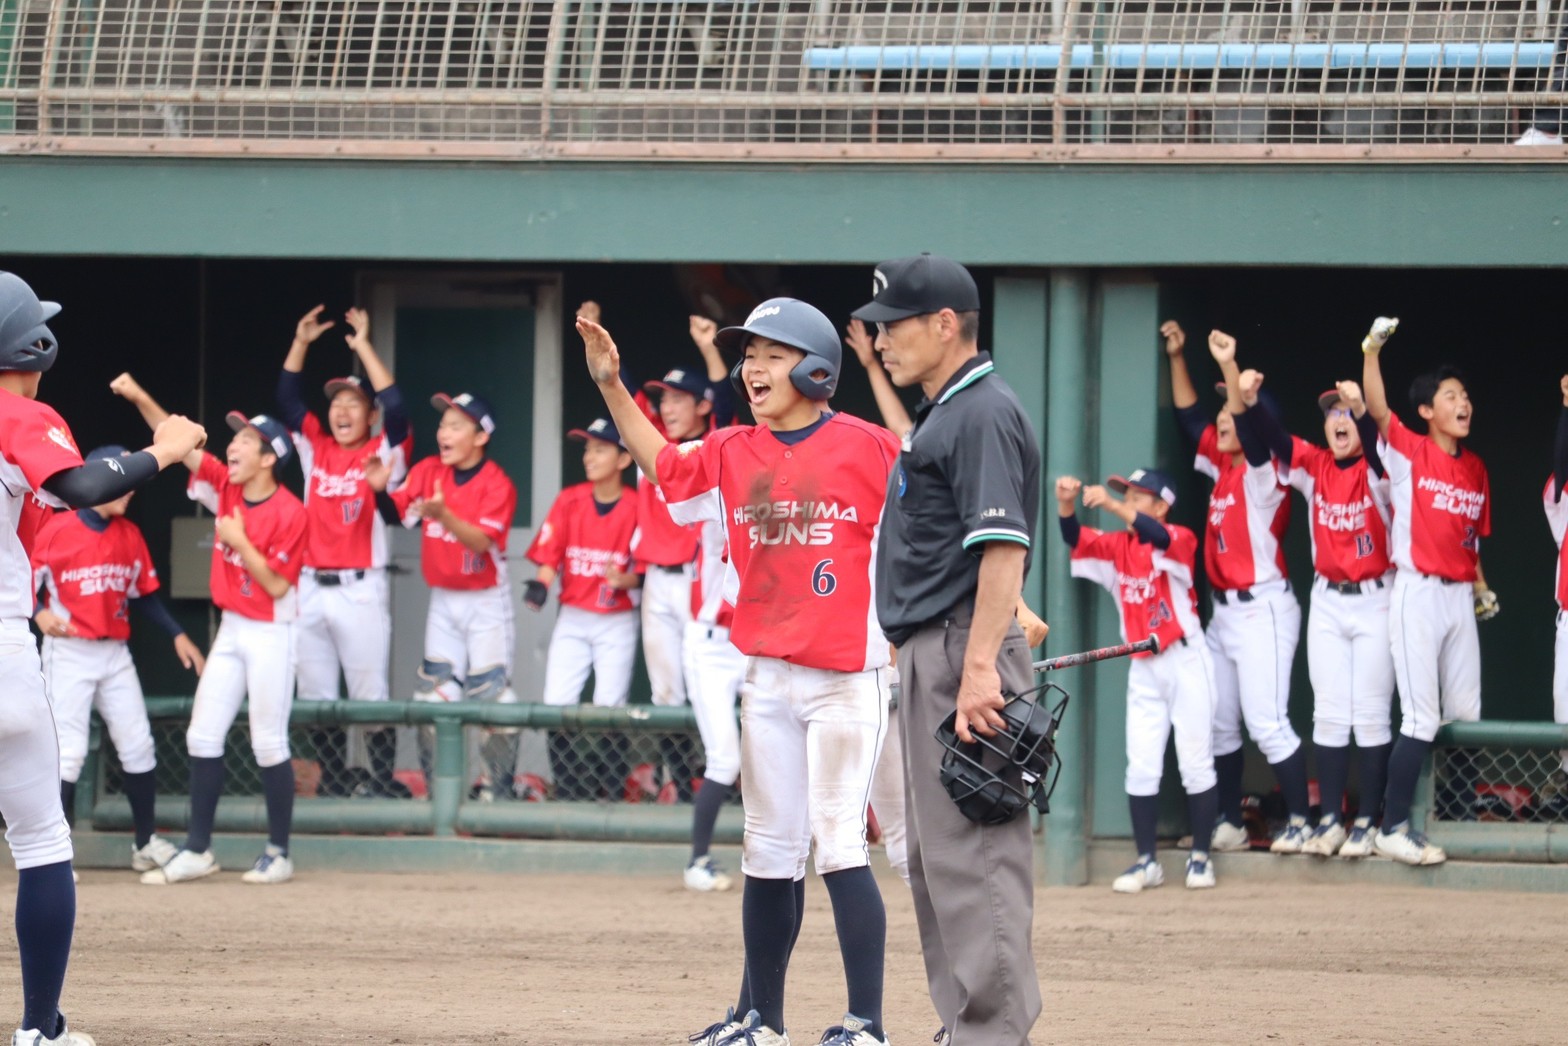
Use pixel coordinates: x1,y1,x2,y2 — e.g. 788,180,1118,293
1432,741,1568,824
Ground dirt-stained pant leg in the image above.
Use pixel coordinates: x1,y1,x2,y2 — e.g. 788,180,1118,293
900,618,1041,1046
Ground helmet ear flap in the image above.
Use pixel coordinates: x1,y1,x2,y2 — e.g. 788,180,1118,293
728,356,747,401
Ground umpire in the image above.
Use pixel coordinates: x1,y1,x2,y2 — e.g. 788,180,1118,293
856,254,1043,1046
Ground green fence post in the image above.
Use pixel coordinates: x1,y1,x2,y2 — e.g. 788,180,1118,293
431,716,464,837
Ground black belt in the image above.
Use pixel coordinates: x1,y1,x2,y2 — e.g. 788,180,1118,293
313,569,365,587
1325,577,1385,595
652,563,688,574
1213,581,1290,606
1418,573,1467,587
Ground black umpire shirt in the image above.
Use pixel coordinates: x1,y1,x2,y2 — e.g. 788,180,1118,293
876,352,1041,646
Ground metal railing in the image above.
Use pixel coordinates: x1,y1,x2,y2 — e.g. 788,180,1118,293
1,0,1565,160
1423,720,1568,863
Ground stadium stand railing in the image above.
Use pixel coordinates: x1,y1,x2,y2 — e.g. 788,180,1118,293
1,0,1565,159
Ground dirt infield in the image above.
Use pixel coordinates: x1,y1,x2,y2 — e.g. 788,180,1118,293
3,867,1565,1045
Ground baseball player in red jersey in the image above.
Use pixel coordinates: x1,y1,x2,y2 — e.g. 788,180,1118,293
1361,318,1495,865
32,446,205,875
113,375,310,886
1058,469,1221,893
278,306,412,798
1548,375,1568,797
580,299,897,1046
1165,322,1313,853
524,417,640,800
1238,373,1397,859
0,273,206,1046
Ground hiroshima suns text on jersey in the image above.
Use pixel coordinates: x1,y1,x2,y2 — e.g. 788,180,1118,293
1380,413,1490,582
656,413,900,673
1070,522,1201,654
1544,477,1568,610
0,390,83,621
32,512,158,641
631,472,699,570
390,456,516,590
1194,425,1291,591
188,452,307,621
1284,437,1392,583
293,411,412,570
526,483,639,613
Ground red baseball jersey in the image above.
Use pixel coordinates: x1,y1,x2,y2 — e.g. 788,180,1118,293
32,511,158,641
390,456,516,590
18,492,54,560
691,516,735,630
526,483,639,613
631,473,699,569
1069,522,1202,655
189,453,307,621
0,391,83,621
1380,413,1490,582
1544,477,1568,610
293,412,412,570
656,414,900,672
1194,425,1292,591
1284,437,1392,583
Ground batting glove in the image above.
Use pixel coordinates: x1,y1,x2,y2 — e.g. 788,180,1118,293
1362,316,1399,354
523,580,549,611
1474,587,1500,621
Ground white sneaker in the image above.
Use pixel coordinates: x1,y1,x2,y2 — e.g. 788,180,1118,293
1374,823,1446,866
141,848,219,885
1301,817,1348,858
1111,856,1164,894
1515,126,1564,146
684,855,733,893
241,844,294,884
1337,816,1376,859
131,834,180,872
1185,854,1216,889
689,1008,743,1045
12,1024,97,1044
1210,819,1250,852
1270,815,1310,854
718,1010,789,1046
817,1013,887,1045
932,1030,950,1046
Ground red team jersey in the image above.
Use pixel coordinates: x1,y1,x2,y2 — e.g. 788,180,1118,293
0,391,83,620
632,474,700,570
32,512,159,641
1194,425,1292,591
390,456,517,590
188,453,308,622
1284,437,1392,583
526,483,639,613
1544,477,1568,610
656,414,900,673
1380,413,1490,582
691,516,735,630
293,412,412,570
1069,523,1202,656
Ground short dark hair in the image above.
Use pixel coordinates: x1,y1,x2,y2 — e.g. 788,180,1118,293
1408,364,1468,414
957,310,980,343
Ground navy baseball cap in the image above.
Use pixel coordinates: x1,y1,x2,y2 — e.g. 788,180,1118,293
431,392,496,435
643,368,713,402
324,374,373,403
568,417,626,449
84,444,130,461
225,412,294,465
1318,389,1352,414
851,253,981,324
1108,468,1177,508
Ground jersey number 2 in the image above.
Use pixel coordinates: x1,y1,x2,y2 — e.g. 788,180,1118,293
811,559,837,597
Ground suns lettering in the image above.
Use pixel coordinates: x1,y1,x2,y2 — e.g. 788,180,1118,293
747,522,836,548
1315,493,1372,533
1417,477,1485,520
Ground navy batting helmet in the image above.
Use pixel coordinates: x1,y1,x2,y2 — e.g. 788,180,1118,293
0,273,60,374
716,297,841,401
934,683,1069,825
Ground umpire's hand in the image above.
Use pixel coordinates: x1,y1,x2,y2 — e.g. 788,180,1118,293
955,662,1007,743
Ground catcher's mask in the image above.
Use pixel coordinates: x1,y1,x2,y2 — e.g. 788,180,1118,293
935,681,1068,826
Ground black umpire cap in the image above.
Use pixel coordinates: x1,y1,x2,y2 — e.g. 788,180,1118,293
852,253,981,324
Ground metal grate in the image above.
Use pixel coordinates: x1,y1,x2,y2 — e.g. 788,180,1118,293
1432,743,1568,824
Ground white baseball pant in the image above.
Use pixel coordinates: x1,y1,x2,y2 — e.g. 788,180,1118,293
295,568,391,702
0,622,73,869
1209,580,1302,763
418,585,517,703
41,636,156,783
641,565,693,707
187,613,297,768
541,605,639,708
682,620,744,786
1307,575,1395,748
1555,610,1568,773
868,698,908,884
1125,638,1218,797
1389,572,1481,743
738,657,888,879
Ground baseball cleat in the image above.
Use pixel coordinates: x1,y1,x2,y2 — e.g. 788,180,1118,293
11,1025,96,1045
1111,857,1164,894
1210,819,1250,852
1373,823,1446,866
816,1013,887,1046
141,848,219,885
717,1009,790,1046
684,855,734,893
242,844,294,884
932,1029,951,1046
1184,854,1216,889
689,1008,744,1046
130,834,180,872
1515,126,1565,146
1337,817,1376,859
1301,817,1348,858
1270,815,1310,854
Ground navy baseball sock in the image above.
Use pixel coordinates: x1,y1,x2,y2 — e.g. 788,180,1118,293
660,734,698,802
1269,745,1312,820
741,875,797,1033
1382,736,1434,829
184,755,226,854
690,777,731,862
736,877,803,1016
1127,793,1159,859
1215,749,1246,826
367,728,398,789
823,867,886,1038
58,781,75,829
260,761,295,853
1357,742,1393,825
122,769,158,849
1314,743,1351,824
312,727,348,795
1186,786,1218,855
16,860,74,1035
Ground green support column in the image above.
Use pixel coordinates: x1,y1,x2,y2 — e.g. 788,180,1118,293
992,276,1050,621
431,717,465,837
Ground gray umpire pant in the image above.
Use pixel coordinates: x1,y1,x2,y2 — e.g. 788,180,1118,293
899,612,1041,1046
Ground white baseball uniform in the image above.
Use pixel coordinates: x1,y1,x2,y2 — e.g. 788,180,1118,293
682,516,744,787
867,673,908,883
1544,474,1568,768
634,471,697,707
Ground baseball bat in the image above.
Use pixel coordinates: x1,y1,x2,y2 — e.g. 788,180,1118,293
1031,635,1159,673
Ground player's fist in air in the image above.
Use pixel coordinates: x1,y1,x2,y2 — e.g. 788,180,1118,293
174,633,206,675
1207,329,1237,365
1336,380,1366,416
1238,368,1265,407
1474,586,1501,621
109,371,147,404
214,508,250,549
843,318,877,369
1159,320,1186,358
689,315,719,353
34,608,76,639
1362,316,1399,355
294,304,336,348
344,306,372,355
151,414,208,459
1082,484,1111,510
577,317,622,387
575,300,602,325
1054,475,1083,506
522,579,549,612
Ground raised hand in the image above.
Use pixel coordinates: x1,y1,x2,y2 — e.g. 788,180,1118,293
1336,380,1366,415
576,300,602,324
1238,368,1265,407
295,304,335,347
416,478,448,520
344,307,372,355
109,372,146,404
152,414,207,456
843,318,877,368
1363,316,1399,354
1159,320,1186,358
1054,475,1083,505
577,317,622,386
1207,329,1237,365
362,453,391,493
1082,484,1110,510
174,633,206,675
689,315,719,353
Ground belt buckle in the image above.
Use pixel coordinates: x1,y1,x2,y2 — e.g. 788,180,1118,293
315,571,341,587
1235,589,1254,603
